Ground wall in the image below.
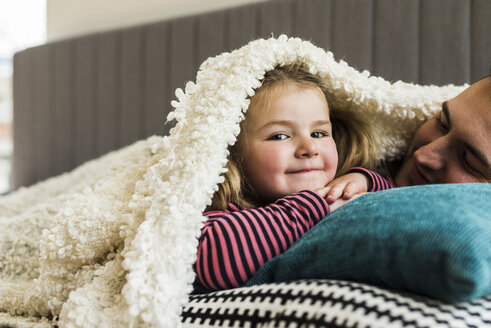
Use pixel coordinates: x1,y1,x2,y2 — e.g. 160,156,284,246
47,0,269,42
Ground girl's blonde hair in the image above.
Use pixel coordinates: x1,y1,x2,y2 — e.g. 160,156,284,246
208,63,378,211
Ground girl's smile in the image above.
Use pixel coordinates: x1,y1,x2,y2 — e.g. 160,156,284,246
287,168,319,174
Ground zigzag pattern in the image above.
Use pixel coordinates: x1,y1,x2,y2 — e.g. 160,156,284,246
182,280,491,328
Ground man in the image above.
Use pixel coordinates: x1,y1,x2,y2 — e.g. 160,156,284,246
325,75,490,205
395,75,491,185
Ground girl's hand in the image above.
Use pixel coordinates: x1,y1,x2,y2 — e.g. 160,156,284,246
328,192,367,211
316,172,369,204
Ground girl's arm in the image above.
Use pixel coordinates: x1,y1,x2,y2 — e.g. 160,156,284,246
323,167,395,204
346,167,395,192
195,190,329,290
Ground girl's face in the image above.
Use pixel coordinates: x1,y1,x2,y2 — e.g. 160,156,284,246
239,82,338,204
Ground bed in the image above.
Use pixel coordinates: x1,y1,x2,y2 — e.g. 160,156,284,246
5,0,491,327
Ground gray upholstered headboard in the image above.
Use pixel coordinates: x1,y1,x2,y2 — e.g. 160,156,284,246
12,0,491,190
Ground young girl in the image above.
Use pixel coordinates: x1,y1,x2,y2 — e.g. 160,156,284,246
195,63,394,291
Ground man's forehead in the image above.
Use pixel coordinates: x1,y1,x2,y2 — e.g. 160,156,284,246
446,87,491,170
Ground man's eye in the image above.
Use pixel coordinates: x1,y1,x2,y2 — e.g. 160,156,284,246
462,153,485,179
311,131,328,138
268,133,288,140
435,116,449,134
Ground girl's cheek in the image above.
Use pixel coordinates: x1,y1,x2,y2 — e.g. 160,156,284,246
319,140,337,159
258,147,286,171
325,142,338,157
267,147,287,161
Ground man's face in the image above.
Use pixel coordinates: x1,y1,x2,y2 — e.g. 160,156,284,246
395,77,491,186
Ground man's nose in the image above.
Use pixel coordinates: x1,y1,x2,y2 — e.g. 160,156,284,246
295,137,319,158
413,137,449,171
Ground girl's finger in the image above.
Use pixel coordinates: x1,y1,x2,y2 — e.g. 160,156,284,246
342,182,356,199
315,186,330,198
326,183,346,202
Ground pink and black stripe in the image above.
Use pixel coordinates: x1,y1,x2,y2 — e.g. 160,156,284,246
348,167,395,192
195,190,329,290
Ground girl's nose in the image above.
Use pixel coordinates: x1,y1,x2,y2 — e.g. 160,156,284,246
295,137,319,158
413,137,448,171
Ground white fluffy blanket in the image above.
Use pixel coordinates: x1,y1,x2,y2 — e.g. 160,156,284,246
0,35,465,327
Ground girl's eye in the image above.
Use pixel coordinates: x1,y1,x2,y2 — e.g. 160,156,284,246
435,115,449,134
268,133,288,140
311,131,328,138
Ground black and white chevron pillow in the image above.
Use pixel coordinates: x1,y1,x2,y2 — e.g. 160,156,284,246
182,280,491,327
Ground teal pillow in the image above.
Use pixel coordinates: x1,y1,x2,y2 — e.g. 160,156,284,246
246,184,491,302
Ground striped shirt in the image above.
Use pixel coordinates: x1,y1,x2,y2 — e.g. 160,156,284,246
347,167,395,191
195,169,393,291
